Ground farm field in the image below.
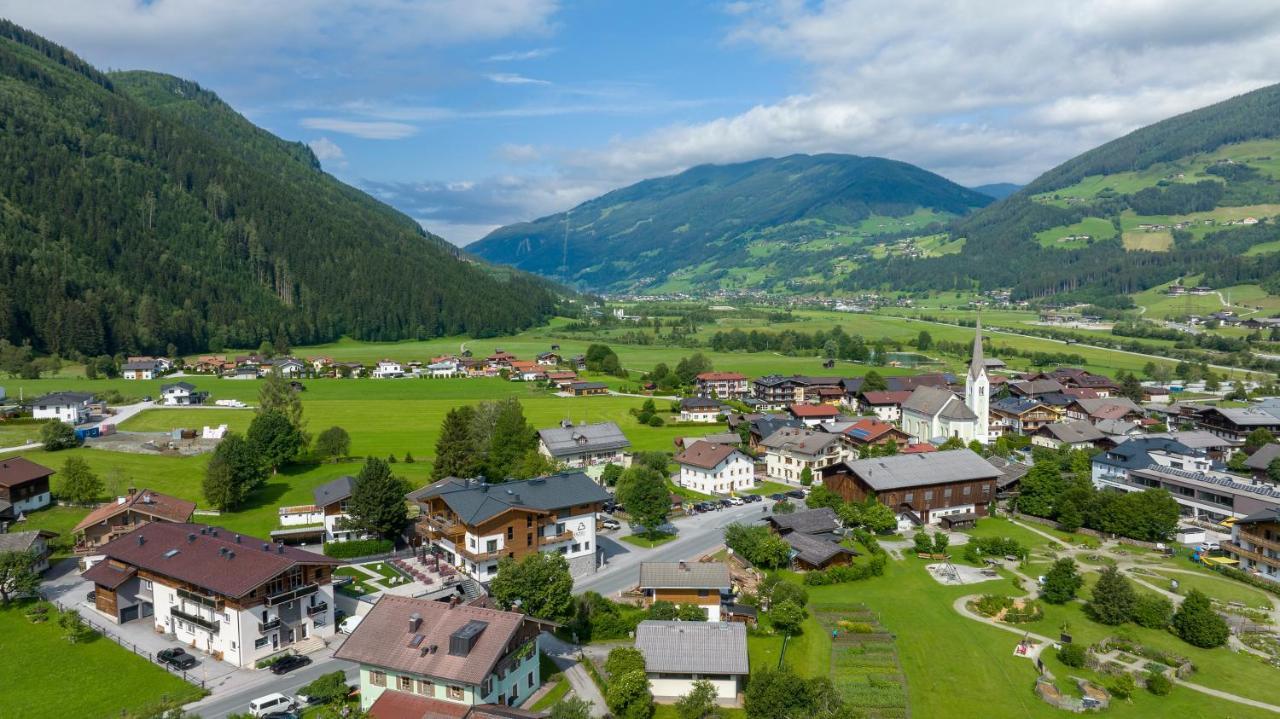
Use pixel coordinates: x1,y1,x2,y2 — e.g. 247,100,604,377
1034,216,1117,249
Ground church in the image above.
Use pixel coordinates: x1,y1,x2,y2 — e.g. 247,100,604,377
900,320,990,445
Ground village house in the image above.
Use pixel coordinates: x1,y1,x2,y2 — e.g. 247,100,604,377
788,402,839,426
759,427,846,483
752,375,843,408
746,415,804,451
265,358,305,378
839,418,910,454
673,441,754,495
372,360,405,379
536,351,561,367
0,529,58,573
428,357,463,378
857,390,913,422
160,381,207,406
989,397,1061,436
273,475,368,545
334,594,543,714
695,372,750,400
1008,378,1068,399
537,421,631,469
545,371,579,389
1032,420,1115,451
73,488,196,555
566,381,608,396
763,507,855,569
673,432,740,451
1245,444,1280,483
1195,406,1280,442
820,450,1000,529
679,397,723,423
0,456,54,518
308,356,333,374
82,523,341,667
193,355,228,374
122,359,163,380
31,391,94,424
409,473,609,579
1064,397,1144,425
637,561,732,620
1224,508,1280,584
634,620,748,702
1029,368,1118,397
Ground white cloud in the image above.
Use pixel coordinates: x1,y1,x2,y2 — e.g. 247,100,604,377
485,72,552,86
486,47,557,61
495,143,543,163
300,118,418,140
308,137,346,162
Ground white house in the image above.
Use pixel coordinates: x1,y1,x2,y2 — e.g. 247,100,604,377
635,621,748,702
82,523,341,668
679,397,721,423
537,422,632,469
674,441,754,495
426,358,461,378
372,360,404,378
122,360,162,380
759,427,846,483
266,358,305,378
31,392,94,425
160,382,205,406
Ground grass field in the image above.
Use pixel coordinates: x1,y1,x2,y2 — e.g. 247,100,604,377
1148,568,1274,609
0,601,203,718
1121,230,1174,251
1034,217,1117,249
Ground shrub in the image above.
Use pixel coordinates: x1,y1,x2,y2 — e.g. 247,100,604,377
1171,589,1229,648
605,647,647,679
802,553,887,585
1057,643,1086,668
1110,674,1136,700
1041,558,1083,604
973,595,1013,617
1131,595,1174,629
322,538,393,558
1146,671,1172,696
913,532,933,555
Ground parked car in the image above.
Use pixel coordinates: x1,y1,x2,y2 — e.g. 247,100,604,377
599,518,621,530
785,489,806,500
85,590,96,603
717,498,733,508
141,396,153,403
768,493,787,501
743,494,762,503
248,693,297,717
727,496,744,506
262,713,299,719
269,654,312,675
157,647,197,670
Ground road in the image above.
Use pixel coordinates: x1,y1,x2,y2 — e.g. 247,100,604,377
191,657,360,718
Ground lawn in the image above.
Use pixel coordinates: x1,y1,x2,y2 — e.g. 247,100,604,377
13,505,88,558
0,601,203,719
619,532,677,549
744,480,793,496
1149,568,1274,610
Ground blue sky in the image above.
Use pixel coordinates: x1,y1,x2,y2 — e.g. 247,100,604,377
6,1,1280,244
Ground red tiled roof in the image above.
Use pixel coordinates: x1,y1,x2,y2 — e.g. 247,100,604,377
94,523,341,599
902,443,937,454
674,441,742,470
73,490,196,532
335,595,529,686
697,372,746,381
843,419,897,442
0,457,54,488
789,403,838,417
369,691,470,719
1062,387,1100,399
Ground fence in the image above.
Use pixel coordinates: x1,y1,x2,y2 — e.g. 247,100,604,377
43,593,207,690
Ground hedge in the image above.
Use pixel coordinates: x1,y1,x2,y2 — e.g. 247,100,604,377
323,538,393,558
802,553,887,585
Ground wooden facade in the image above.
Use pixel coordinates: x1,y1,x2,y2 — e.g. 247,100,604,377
0,474,49,506
415,496,602,564
821,470,995,520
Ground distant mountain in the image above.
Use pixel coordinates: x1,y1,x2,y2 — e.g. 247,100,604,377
468,154,992,292
0,22,560,357
970,183,1022,200
845,82,1280,305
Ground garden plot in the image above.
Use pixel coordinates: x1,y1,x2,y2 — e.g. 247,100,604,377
816,607,909,719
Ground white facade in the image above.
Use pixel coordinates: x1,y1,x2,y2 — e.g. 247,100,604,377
123,366,157,380
901,402,978,445
680,408,720,423
372,361,404,378
649,674,739,701
161,385,200,406
427,360,461,378
32,398,90,425
444,511,598,580
764,442,846,483
864,404,901,422
12,487,51,514
677,452,755,495
963,319,990,444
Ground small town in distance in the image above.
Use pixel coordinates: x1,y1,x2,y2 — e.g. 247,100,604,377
11,5,1280,719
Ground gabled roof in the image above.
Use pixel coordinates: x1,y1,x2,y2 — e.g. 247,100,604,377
902,385,976,421
566,381,609,391
121,360,161,370
90,523,341,599
335,594,529,685
634,621,748,676
1071,397,1143,419
1199,406,1280,426
767,507,840,534
73,490,196,532
860,390,913,406
789,403,838,418
638,561,731,590
31,391,94,406
406,472,610,525
838,449,1000,491
749,415,804,439
680,397,721,411
537,422,630,456
313,475,358,507
985,456,1031,489
160,382,196,392
0,457,54,488
884,373,955,392
784,531,856,566
0,529,57,554
1094,436,1201,471
1037,420,1106,444
991,396,1051,416
842,418,902,443
1245,443,1280,472
1010,379,1066,396
696,372,746,381
758,427,843,456
674,441,745,470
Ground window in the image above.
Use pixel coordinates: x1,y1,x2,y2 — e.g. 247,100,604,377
528,672,535,687
371,671,386,687
448,686,464,701
584,541,590,551
486,539,498,553
904,492,914,502
571,543,580,553
142,579,152,590
555,522,566,535
526,516,533,528
507,527,514,540
399,675,414,692
963,486,971,496
943,488,952,499
924,490,933,501
254,636,269,649
418,679,434,696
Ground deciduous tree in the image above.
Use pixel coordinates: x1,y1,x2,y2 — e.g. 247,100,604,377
58,456,102,504
490,551,575,621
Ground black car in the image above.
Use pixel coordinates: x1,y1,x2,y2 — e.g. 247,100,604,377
157,647,197,670
270,654,312,675
785,489,806,500
768,493,787,501
717,498,733,508
743,494,762,503
263,713,300,719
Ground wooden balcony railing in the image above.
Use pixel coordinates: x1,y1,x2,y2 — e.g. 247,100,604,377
1224,541,1280,569
1238,531,1280,555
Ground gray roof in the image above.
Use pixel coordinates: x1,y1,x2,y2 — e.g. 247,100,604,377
160,382,196,392
902,386,976,421
122,360,160,370
31,392,94,406
634,621,748,675
1245,444,1280,472
1011,379,1066,396
538,422,631,457
1200,406,1280,426
0,530,53,553
985,456,1031,489
784,532,856,566
1094,437,1201,472
313,475,358,507
678,433,740,448
637,562,731,590
1094,419,1144,437
680,397,721,410
841,449,1001,492
749,416,804,438
758,427,843,456
767,507,840,535
1143,430,1241,449
407,472,610,525
1038,420,1107,444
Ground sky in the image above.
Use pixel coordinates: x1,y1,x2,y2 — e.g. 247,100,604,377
6,1,1280,245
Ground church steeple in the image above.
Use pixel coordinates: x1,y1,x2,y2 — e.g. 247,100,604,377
968,316,985,381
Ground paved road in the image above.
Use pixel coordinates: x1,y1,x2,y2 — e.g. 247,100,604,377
191,657,360,719
577,502,767,597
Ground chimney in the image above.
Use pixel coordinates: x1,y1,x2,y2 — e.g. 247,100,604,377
137,535,146,546
262,543,271,552
234,535,241,544
141,493,152,504
187,533,196,543
678,560,688,571
227,551,235,560
409,612,422,633
127,487,137,497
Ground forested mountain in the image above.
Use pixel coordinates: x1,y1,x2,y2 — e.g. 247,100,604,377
468,154,992,292
970,183,1022,200
845,82,1280,303
0,22,561,358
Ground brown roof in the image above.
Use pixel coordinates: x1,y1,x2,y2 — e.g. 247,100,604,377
74,490,196,533
94,523,341,599
0,457,54,488
335,595,528,685
697,372,747,381
789,403,838,418
369,691,470,719
82,560,137,590
674,441,743,470
860,391,912,405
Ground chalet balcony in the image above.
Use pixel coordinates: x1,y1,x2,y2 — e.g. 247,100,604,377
421,515,466,541
265,583,318,607
1237,531,1280,555
171,607,219,633
1224,541,1280,569
307,601,328,616
177,587,221,609
259,618,281,634
539,530,575,546
459,546,503,562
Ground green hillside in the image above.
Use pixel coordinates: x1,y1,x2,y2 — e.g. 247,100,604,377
467,153,992,292
843,82,1280,306
0,22,560,358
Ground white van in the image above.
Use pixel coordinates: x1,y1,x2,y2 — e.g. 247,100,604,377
249,692,297,716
